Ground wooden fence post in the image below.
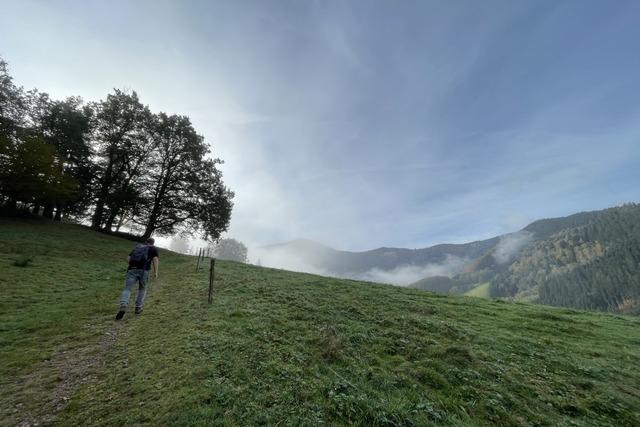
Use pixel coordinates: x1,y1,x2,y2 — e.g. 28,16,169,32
208,258,216,304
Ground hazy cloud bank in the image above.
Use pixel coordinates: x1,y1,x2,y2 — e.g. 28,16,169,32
355,255,468,286
251,245,468,287
250,247,329,276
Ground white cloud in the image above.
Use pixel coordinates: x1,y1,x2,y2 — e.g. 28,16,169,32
493,231,534,265
356,255,468,286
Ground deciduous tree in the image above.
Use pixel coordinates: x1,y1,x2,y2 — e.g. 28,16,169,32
138,113,233,240
211,238,248,263
90,90,151,230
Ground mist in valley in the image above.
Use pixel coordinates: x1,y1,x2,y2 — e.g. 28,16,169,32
250,244,469,286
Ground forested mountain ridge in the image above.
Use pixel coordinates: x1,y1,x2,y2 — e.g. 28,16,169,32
412,204,640,315
263,209,609,281
522,209,601,240
489,204,640,314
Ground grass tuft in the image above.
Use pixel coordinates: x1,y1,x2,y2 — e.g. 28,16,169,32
12,255,32,267
319,325,342,361
526,311,574,322
439,345,475,366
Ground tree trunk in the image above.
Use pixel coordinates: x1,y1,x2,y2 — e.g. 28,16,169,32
115,215,126,232
142,207,160,241
142,180,167,242
141,226,154,241
54,204,64,221
141,212,158,240
92,205,103,228
92,186,109,228
43,203,54,219
104,210,118,233
92,152,115,228
6,198,17,214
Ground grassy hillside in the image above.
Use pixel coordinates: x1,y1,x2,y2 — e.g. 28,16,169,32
464,283,491,299
1,218,640,426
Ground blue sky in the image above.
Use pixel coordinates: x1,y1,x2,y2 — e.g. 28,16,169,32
2,0,639,250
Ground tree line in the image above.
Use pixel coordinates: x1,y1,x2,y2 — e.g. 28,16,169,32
0,57,233,240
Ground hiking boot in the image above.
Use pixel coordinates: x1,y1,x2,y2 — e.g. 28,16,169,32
134,307,143,315
115,310,125,320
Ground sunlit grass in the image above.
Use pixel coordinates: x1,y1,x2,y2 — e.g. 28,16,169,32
464,282,491,298
1,217,639,426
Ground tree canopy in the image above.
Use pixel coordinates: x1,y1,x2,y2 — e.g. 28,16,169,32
0,56,233,240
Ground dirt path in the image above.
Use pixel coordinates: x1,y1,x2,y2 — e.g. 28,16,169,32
12,277,164,426
10,321,124,427
7,280,162,427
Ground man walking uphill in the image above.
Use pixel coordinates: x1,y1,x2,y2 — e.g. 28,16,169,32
115,237,159,320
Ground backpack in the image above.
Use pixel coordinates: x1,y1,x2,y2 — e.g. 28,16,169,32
130,244,150,269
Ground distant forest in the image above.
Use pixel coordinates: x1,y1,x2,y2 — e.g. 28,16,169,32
490,204,640,314
409,204,640,315
0,57,233,240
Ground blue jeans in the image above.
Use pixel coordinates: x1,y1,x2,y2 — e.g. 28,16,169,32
119,269,150,310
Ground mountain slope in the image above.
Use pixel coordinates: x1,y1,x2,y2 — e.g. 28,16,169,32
257,208,618,289
491,204,640,314
1,217,639,425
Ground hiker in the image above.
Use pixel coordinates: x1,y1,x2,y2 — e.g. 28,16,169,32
115,237,159,320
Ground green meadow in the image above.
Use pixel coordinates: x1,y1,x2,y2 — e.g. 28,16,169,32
464,283,491,299
1,217,639,426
